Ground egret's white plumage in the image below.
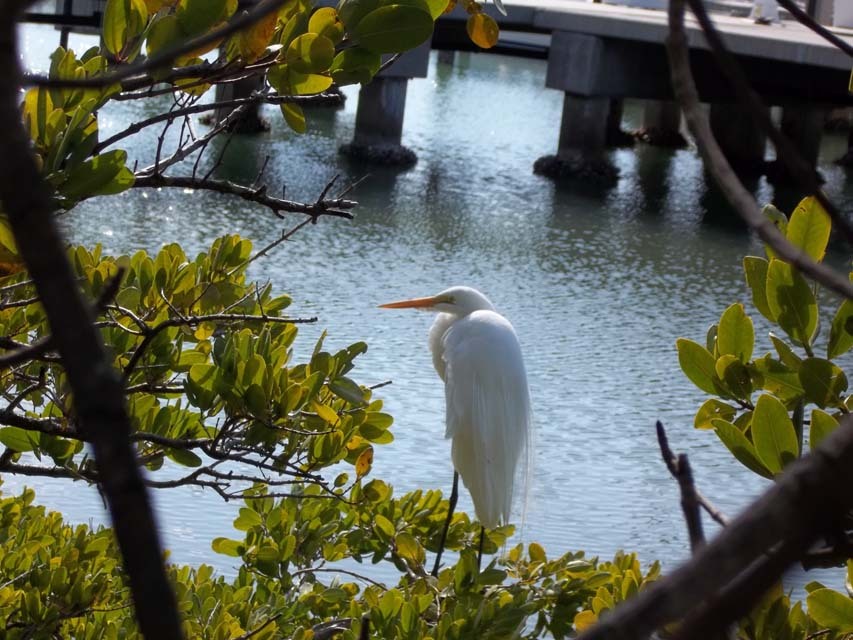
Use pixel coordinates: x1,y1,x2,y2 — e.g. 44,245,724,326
380,286,531,529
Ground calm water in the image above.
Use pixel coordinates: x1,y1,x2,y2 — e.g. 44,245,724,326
12,25,853,592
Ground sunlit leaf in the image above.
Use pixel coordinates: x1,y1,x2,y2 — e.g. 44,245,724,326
751,394,799,474
717,303,754,363
765,258,817,347
786,196,831,263
354,5,433,54
355,445,373,477
809,409,838,451
712,418,773,479
280,102,306,133
806,588,853,632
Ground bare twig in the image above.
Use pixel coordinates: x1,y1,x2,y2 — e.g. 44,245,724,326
131,174,356,220
656,422,729,526
577,415,853,640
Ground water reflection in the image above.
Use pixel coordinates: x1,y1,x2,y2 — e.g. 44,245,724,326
9,26,853,594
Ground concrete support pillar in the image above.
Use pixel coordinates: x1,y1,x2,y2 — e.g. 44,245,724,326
606,99,635,147
780,105,825,168
212,73,267,133
636,100,686,147
535,31,618,182
437,49,456,65
340,41,430,166
534,93,617,182
709,103,767,175
763,105,826,182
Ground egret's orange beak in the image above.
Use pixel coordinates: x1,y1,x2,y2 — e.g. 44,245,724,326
379,294,450,309
378,296,439,309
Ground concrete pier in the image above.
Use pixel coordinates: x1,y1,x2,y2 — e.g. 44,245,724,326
765,105,827,181
340,41,430,166
534,93,618,182
637,101,686,147
709,103,768,175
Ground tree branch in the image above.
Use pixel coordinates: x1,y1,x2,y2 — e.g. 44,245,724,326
666,0,853,300
0,7,183,639
131,175,355,220
577,415,853,640
685,0,853,246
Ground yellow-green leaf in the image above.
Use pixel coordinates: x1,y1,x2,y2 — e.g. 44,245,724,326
717,303,754,363
712,418,773,479
786,196,831,263
751,394,799,474
308,7,345,44
799,357,848,409
103,0,148,56
280,102,306,133
286,33,335,74
806,588,853,632
828,299,853,359
765,258,817,347
694,399,737,430
354,5,433,54
676,338,720,395
809,409,838,451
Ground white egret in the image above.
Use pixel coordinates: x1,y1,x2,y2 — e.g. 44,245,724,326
379,286,531,574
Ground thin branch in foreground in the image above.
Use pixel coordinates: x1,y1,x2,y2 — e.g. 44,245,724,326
774,0,853,57
665,0,853,300
131,174,356,220
656,422,729,527
685,0,853,247
577,415,853,640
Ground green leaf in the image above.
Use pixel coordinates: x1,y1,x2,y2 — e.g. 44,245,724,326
395,532,423,563
786,196,831,263
762,204,788,259
211,537,244,557
280,103,306,134
750,356,804,402
809,409,838,451
715,354,752,400
769,333,801,369
694,399,737,430
0,427,37,452
286,33,335,74
751,394,799,474
308,7,345,44
373,514,395,542
354,5,433,54
676,338,720,395
145,13,182,57
765,259,817,347
59,150,135,201
330,47,381,85
103,0,148,56
799,357,848,409
338,0,380,30
167,448,202,467
828,299,853,359
712,419,773,479
176,0,228,36
806,588,853,632
329,377,366,404
717,303,754,363
233,507,263,531
288,70,333,95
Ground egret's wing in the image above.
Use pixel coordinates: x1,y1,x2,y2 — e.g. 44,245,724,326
442,310,531,528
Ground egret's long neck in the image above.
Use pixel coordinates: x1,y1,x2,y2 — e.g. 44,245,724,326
428,312,457,381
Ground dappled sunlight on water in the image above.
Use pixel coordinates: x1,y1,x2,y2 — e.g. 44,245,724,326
10,26,853,592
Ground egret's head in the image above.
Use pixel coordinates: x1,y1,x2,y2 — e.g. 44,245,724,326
379,286,496,316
